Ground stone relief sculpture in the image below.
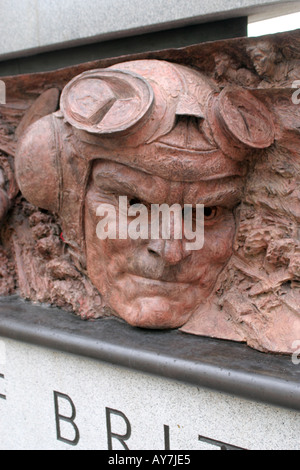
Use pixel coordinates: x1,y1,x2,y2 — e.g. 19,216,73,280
0,30,300,354
214,51,259,88
246,39,300,87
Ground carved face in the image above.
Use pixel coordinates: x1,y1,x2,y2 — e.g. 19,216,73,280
250,43,277,78
84,160,237,329
214,53,236,77
15,59,275,335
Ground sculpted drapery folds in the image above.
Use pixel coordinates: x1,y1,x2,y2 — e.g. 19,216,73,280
1,32,300,354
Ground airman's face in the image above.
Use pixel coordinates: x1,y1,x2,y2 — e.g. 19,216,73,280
251,45,276,77
84,160,239,329
215,54,232,76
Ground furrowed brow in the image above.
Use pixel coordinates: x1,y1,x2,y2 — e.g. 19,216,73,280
186,179,244,208
92,161,168,202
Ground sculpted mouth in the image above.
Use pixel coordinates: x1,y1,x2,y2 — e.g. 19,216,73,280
127,273,200,286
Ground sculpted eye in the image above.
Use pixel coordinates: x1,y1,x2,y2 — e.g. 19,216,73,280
128,197,151,211
183,206,220,222
204,206,218,220
129,197,143,206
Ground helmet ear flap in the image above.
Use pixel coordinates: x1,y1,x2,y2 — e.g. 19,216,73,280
15,114,61,213
207,86,275,161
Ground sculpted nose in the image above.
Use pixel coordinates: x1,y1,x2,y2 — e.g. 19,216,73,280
147,239,190,265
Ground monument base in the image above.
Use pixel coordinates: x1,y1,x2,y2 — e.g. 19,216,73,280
0,297,299,450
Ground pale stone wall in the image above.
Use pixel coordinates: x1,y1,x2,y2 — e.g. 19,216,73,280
0,0,300,59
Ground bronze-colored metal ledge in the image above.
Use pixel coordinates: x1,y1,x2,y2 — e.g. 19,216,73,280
0,296,299,412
